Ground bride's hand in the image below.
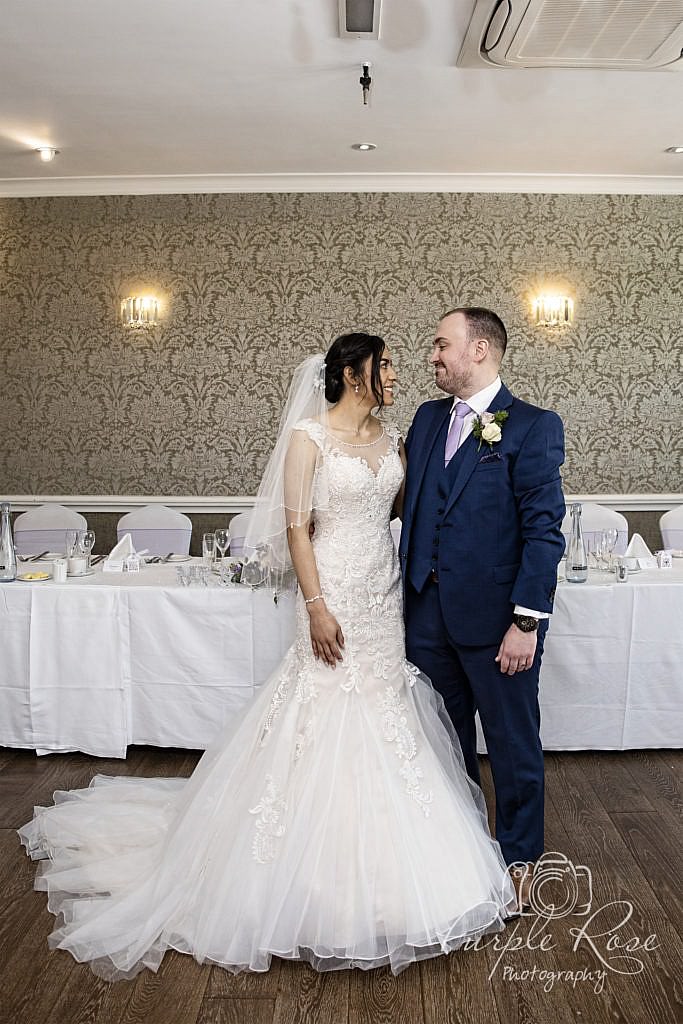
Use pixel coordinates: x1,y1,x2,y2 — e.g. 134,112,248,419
307,603,344,668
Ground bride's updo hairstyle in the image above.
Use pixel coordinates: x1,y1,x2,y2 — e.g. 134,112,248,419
324,332,386,410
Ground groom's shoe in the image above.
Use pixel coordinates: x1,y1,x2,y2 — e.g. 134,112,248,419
504,861,535,920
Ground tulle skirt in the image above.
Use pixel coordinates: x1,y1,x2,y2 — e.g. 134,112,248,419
18,646,516,980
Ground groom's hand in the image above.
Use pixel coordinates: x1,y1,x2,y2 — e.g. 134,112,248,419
495,625,537,675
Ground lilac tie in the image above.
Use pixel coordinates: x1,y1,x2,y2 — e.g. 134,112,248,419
444,401,472,466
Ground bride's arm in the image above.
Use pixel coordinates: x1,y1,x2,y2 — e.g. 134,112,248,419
284,431,345,669
391,437,407,520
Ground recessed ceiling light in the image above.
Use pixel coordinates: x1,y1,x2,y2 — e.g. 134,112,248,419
665,146,683,154
35,146,59,162
351,143,377,151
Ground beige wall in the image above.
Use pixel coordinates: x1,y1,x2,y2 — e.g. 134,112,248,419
1,193,681,496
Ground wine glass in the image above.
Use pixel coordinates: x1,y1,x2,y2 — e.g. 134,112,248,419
81,530,96,569
595,531,609,571
603,528,618,569
215,528,231,583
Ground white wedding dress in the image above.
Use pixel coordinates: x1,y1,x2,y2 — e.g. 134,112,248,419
19,420,515,980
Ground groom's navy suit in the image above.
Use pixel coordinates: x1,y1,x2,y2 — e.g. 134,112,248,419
400,383,565,865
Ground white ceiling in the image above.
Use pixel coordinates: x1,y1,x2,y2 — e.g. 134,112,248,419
1,0,682,195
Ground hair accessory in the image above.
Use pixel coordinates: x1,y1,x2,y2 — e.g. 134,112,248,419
314,360,326,391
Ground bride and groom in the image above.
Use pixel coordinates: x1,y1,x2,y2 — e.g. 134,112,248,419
19,306,566,979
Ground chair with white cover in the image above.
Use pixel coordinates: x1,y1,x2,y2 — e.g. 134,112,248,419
228,511,253,558
560,502,629,556
13,503,88,556
660,506,683,550
116,505,192,555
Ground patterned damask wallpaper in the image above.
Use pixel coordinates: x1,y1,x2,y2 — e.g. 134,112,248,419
0,192,681,496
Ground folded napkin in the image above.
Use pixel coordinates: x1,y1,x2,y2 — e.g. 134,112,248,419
624,533,652,558
107,533,135,560
623,533,656,568
103,533,137,572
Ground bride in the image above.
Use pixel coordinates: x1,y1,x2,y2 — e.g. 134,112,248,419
19,332,516,981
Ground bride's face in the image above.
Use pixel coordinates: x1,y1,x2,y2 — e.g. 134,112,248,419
359,348,398,407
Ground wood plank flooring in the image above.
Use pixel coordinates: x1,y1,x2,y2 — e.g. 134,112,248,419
1,747,680,1024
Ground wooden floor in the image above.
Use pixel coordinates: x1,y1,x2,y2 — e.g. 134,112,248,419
1,747,680,1024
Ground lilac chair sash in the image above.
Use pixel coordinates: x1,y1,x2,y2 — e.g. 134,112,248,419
115,527,191,556
661,527,683,550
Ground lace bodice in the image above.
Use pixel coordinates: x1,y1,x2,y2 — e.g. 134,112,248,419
294,417,403,555
285,417,407,692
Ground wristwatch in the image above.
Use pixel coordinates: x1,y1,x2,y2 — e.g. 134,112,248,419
513,614,539,633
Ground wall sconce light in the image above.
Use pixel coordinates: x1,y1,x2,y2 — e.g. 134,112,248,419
35,146,59,162
121,296,159,327
532,295,574,327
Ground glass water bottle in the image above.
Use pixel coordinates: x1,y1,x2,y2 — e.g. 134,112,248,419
0,502,17,582
565,502,588,583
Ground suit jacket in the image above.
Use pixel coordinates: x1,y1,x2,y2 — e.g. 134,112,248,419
400,383,566,646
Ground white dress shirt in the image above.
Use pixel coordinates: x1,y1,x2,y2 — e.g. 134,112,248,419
449,377,549,622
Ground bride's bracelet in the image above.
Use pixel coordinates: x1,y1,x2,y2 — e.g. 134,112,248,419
304,594,324,606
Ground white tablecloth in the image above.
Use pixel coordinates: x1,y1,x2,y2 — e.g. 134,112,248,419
530,566,683,749
1,561,681,756
0,561,295,757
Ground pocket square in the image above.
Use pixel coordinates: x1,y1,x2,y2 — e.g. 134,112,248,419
479,452,502,463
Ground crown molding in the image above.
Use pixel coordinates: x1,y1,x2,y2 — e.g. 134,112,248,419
5,494,681,513
0,172,682,197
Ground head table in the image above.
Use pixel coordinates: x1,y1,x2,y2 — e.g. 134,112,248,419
1,559,681,757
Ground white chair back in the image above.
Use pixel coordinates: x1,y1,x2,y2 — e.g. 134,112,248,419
13,503,88,556
116,505,192,556
561,502,628,555
660,507,683,550
228,511,253,558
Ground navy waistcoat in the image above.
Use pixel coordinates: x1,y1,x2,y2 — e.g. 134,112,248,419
407,413,469,593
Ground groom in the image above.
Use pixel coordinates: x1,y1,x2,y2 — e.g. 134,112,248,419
400,307,565,903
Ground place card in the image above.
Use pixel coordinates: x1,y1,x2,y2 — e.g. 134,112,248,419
103,559,124,573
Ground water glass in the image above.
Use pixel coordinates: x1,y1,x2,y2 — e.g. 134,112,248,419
202,532,216,569
65,529,79,558
176,565,191,587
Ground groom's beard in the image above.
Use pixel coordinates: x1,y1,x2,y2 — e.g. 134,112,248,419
434,365,473,396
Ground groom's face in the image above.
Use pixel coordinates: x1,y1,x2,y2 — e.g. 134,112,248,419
431,312,475,397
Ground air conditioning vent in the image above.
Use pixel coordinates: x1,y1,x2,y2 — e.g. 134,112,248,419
458,0,683,69
339,0,382,39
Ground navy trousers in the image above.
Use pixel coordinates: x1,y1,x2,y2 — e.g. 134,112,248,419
404,580,547,865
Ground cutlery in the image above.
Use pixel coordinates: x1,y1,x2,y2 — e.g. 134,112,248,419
30,551,49,562
90,554,103,566
162,553,174,562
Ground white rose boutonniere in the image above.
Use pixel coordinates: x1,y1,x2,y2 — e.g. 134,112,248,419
472,409,509,450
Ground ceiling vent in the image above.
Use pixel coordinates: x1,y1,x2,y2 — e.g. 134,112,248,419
457,0,683,69
339,0,381,39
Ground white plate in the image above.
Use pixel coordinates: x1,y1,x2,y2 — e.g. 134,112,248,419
17,572,52,582
67,569,95,578
670,550,683,558
166,554,192,562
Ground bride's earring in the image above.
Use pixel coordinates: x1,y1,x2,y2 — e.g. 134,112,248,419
354,383,360,394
